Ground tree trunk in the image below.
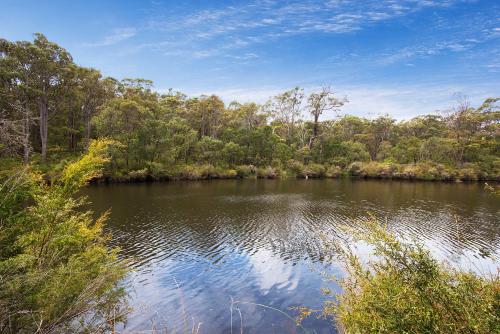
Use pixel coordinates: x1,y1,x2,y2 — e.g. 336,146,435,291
309,114,320,149
313,114,319,138
38,95,49,163
23,109,30,164
82,104,92,146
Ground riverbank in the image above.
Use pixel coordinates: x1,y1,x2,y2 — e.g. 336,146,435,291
2,157,498,184
91,161,499,184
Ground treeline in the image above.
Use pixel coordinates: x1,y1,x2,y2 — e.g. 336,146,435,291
1,34,499,181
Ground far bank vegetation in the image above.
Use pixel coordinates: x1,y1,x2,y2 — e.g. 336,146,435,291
1,34,499,183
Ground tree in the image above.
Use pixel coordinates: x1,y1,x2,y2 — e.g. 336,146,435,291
266,87,304,144
333,115,367,141
0,38,36,163
359,115,395,160
196,136,224,164
420,137,456,164
446,96,500,165
93,98,147,169
222,141,244,166
274,142,293,164
75,68,110,145
186,95,225,139
392,136,422,164
227,102,266,130
30,34,73,163
307,86,347,148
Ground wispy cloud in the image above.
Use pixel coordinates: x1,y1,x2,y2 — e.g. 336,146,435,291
379,40,477,65
147,0,470,42
71,0,498,120
133,0,496,63
83,27,136,47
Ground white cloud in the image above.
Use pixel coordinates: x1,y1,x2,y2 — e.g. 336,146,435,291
247,249,300,293
192,50,217,58
145,0,473,55
110,0,497,64
379,39,483,65
84,27,136,47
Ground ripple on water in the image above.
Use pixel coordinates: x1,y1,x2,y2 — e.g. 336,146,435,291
84,179,499,333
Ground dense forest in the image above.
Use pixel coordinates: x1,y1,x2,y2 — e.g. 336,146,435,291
1,34,499,182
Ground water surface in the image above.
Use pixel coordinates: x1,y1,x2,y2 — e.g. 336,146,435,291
84,179,499,333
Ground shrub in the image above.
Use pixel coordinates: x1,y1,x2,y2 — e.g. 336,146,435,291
492,159,500,180
398,163,420,180
326,165,342,178
145,161,166,178
311,221,500,334
128,168,149,181
235,165,256,178
199,164,218,179
219,169,238,179
358,162,396,178
287,159,305,176
347,161,363,176
0,140,128,333
178,165,202,180
257,166,278,179
302,163,327,178
458,164,480,181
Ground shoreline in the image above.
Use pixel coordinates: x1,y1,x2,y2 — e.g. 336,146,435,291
89,161,499,184
2,158,497,185
90,173,499,185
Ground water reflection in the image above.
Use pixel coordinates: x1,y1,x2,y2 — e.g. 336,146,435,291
83,179,499,333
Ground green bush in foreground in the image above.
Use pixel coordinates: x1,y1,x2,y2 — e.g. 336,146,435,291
0,140,128,334
308,221,499,334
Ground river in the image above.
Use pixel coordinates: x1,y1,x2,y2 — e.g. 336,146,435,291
83,179,499,333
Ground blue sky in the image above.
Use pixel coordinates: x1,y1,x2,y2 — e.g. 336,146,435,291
1,0,499,119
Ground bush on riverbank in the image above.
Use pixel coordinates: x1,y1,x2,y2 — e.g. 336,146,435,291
3,152,498,183
312,221,500,334
348,161,499,181
103,161,498,183
0,140,128,333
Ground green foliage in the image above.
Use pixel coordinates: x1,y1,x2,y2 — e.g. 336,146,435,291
257,166,279,179
315,221,500,334
301,163,327,178
235,165,256,178
222,141,244,165
274,142,294,164
392,136,421,163
0,139,128,333
357,161,397,178
59,139,114,192
322,140,370,167
325,165,343,178
1,34,499,182
196,136,224,165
